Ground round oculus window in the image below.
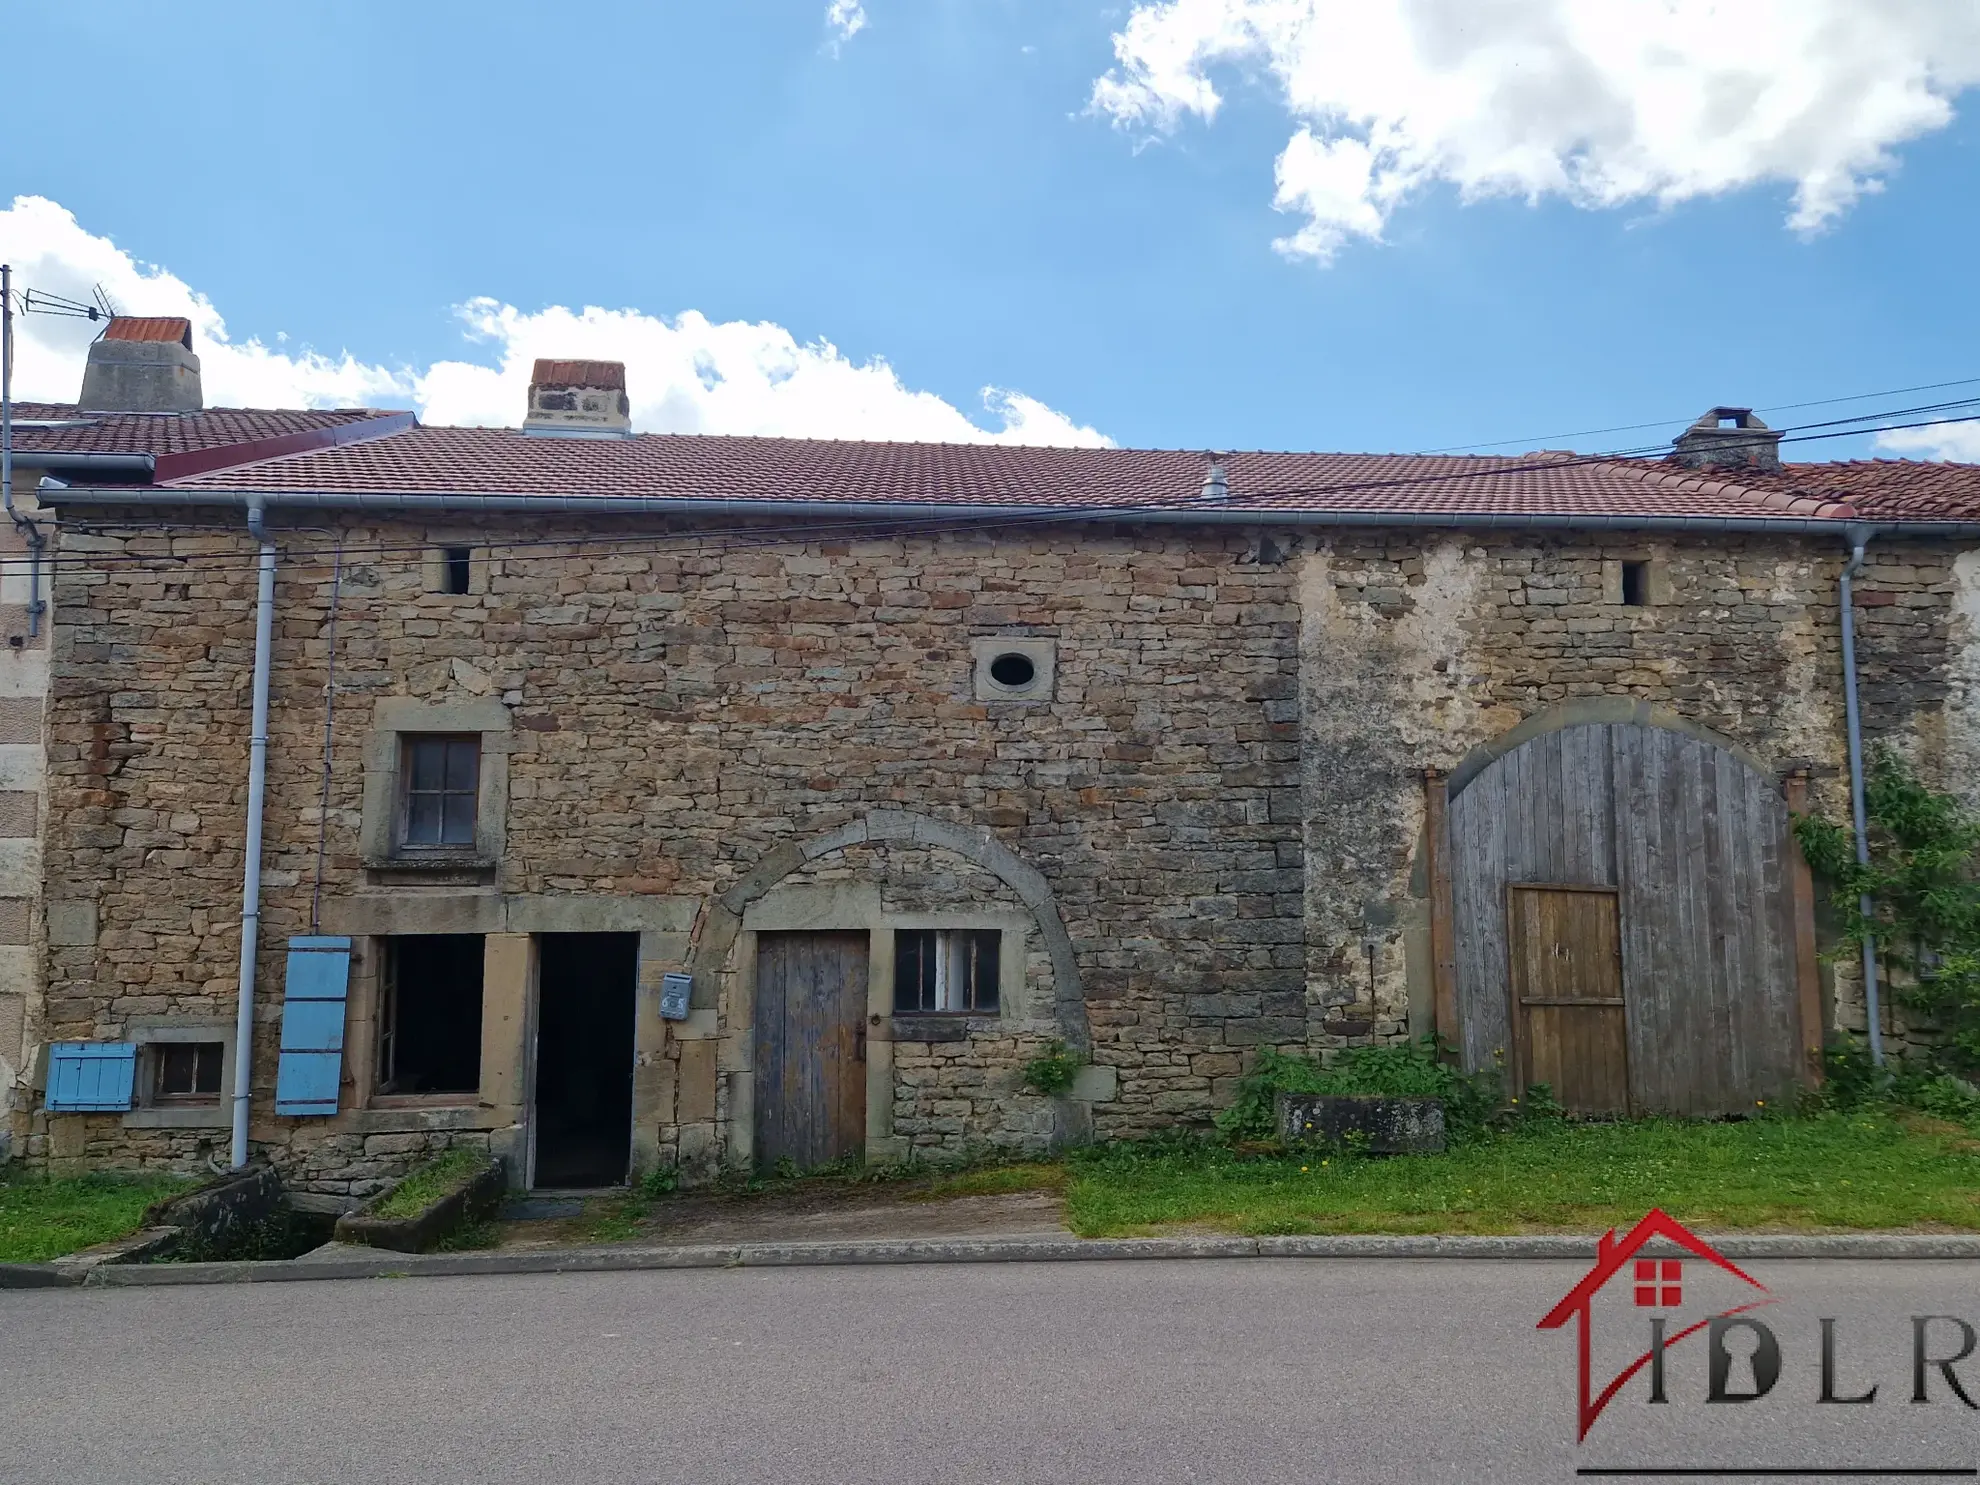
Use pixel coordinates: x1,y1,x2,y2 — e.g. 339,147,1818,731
988,652,1037,689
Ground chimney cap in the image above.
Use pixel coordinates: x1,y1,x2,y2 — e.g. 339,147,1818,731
530,358,625,391
101,316,194,351
523,357,632,438
1672,404,1782,473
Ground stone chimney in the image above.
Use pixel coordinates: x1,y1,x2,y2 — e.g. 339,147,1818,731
1672,407,1782,473
78,317,202,413
523,359,631,438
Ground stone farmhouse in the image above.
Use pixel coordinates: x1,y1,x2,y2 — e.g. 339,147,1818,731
7,340,1980,1201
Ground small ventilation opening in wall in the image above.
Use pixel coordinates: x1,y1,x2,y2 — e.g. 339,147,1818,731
1621,560,1650,607
442,547,473,595
989,652,1036,688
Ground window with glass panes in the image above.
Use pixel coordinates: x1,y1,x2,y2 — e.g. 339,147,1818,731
893,929,1000,1014
400,736,480,848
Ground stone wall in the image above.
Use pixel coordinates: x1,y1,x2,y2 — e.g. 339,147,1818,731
0,487,48,1163
1295,532,1960,1060
26,515,1304,1177
18,513,1971,1181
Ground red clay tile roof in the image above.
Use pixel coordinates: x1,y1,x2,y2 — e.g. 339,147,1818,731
530,359,625,390
12,402,396,456
1697,459,1980,522
162,424,1887,521
10,402,415,481
101,316,194,348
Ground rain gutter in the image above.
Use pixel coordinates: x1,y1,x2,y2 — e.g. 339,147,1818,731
34,485,1980,537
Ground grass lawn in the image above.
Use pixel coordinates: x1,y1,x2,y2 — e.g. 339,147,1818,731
1063,1110,1980,1237
0,1171,192,1264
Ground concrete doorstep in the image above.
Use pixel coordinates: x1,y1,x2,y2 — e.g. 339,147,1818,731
2,1231,1978,1288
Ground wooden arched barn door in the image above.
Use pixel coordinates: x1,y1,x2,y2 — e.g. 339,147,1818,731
1448,723,1804,1116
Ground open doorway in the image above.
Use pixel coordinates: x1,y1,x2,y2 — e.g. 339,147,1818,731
532,933,638,1188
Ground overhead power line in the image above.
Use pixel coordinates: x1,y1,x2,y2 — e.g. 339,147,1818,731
1417,374,1980,455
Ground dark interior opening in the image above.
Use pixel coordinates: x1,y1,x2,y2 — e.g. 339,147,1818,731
1621,560,1649,607
534,933,638,1188
442,546,473,595
989,651,1035,687
379,935,484,1095
154,1042,223,1102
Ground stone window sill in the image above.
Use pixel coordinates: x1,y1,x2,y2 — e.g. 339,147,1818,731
890,1014,1001,1042
363,854,498,882
123,1106,229,1130
342,1105,497,1134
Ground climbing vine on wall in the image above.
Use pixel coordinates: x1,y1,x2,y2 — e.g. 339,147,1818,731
1793,747,1980,1073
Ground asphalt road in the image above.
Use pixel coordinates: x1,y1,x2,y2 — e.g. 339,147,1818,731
6,1258,1980,1484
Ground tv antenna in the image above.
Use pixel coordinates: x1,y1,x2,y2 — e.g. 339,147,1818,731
20,284,120,322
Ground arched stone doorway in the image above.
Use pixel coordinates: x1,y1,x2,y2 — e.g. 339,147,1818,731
1448,718,1814,1116
684,810,1091,1169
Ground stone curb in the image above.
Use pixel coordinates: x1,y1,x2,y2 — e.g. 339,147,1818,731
0,1231,1970,1288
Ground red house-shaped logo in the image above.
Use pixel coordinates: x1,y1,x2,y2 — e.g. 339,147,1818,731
1537,1209,1776,1440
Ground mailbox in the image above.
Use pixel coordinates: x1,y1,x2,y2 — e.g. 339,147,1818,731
659,972,693,1021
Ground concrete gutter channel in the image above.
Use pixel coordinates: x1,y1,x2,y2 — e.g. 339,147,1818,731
12,1232,1980,1289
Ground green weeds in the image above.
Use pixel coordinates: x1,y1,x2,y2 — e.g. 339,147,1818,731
0,1170,191,1263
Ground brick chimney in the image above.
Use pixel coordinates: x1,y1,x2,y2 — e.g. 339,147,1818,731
523,359,631,438
1672,407,1782,473
78,317,202,413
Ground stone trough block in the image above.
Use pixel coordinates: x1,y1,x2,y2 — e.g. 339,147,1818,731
334,1155,507,1254
1276,1093,1445,1154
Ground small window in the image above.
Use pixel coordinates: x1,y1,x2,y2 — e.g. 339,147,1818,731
153,1042,224,1103
442,546,473,595
894,929,1000,1015
1620,560,1650,607
377,935,484,1096
400,736,480,849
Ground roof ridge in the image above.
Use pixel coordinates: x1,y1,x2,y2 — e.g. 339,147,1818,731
155,410,419,485
1604,459,1858,521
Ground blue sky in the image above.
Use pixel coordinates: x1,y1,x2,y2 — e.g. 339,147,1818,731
5,0,1979,459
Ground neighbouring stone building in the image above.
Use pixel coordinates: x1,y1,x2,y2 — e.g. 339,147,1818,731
10,360,1980,1202
0,318,409,1163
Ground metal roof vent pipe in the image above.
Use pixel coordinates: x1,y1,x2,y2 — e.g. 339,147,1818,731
1672,406,1783,473
1200,454,1230,503
522,358,633,439
79,316,203,413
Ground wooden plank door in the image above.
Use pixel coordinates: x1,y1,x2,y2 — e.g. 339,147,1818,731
1507,885,1628,1116
752,932,869,1170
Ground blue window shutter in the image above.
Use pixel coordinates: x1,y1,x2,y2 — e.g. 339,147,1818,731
275,936,352,1116
45,1042,138,1112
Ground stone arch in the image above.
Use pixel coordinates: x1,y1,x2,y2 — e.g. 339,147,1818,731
1447,697,1778,801
685,810,1089,1049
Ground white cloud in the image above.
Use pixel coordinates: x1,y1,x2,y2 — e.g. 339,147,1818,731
418,298,1111,445
826,0,868,49
0,195,1109,447
1876,420,1980,462
0,194,406,409
1092,0,1980,263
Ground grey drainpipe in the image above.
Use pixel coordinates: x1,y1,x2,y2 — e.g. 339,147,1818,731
1838,524,1884,1069
231,496,278,1167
